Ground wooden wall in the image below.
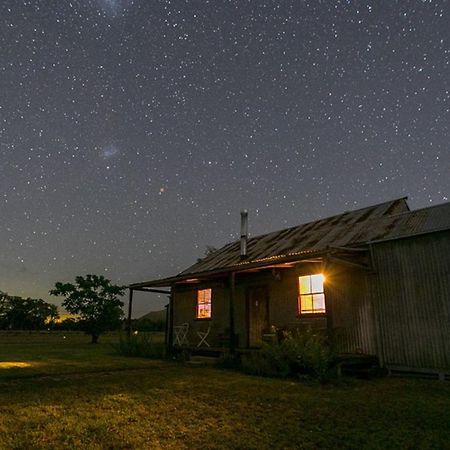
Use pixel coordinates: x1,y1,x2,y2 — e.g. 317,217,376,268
171,262,376,353
172,281,229,347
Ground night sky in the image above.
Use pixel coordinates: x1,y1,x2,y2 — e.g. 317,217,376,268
1,1,449,316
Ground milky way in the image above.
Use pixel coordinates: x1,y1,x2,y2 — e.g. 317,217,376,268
1,1,449,315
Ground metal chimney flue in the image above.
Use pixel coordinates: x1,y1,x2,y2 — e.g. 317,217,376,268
240,210,248,259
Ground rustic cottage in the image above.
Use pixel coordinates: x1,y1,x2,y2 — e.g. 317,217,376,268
129,198,450,377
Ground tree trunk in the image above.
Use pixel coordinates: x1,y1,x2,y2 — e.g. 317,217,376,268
91,334,99,344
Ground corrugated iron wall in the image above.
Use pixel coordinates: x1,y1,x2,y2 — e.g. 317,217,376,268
372,230,450,370
326,267,377,355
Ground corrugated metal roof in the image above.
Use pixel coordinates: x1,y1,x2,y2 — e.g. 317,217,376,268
130,198,450,288
367,201,450,243
177,197,410,276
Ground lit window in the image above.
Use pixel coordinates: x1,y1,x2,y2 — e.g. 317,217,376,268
196,288,212,319
298,274,325,314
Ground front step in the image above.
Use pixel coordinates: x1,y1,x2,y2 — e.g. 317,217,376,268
334,354,381,378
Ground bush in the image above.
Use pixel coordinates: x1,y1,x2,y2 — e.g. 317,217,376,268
241,328,334,382
113,333,165,359
215,353,241,370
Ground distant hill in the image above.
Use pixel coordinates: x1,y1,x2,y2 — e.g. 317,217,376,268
138,309,166,322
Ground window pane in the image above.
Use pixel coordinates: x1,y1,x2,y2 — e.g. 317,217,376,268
198,289,211,303
300,294,313,313
299,276,311,295
198,305,211,318
313,294,326,313
197,289,212,318
311,274,324,294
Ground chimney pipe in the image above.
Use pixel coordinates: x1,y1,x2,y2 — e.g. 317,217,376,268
240,210,248,259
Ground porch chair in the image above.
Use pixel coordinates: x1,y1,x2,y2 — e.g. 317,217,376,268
197,324,211,347
173,323,189,346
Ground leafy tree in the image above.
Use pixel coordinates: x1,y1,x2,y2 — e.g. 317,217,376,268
50,275,125,343
0,291,9,329
0,291,58,330
53,317,84,331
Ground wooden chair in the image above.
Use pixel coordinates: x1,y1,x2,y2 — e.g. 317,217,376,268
173,323,189,346
197,324,211,347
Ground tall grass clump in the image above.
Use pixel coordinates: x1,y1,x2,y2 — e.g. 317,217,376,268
113,333,165,359
241,329,334,382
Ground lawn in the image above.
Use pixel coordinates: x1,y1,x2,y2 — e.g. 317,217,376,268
0,331,164,380
0,333,449,449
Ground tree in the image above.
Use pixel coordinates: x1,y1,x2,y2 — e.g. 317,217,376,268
50,275,125,343
0,291,58,330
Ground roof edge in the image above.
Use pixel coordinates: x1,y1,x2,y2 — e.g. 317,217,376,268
128,249,331,288
368,225,450,246
177,196,409,276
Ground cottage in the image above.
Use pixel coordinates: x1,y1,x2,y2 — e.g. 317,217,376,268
129,198,450,377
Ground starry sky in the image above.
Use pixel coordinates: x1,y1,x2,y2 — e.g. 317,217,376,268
1,0,449,316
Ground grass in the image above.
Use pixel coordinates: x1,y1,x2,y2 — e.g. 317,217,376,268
0,331,165,380
1,333,450,449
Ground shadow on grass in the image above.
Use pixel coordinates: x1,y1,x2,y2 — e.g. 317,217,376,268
1,333,450,449
0,362,450,450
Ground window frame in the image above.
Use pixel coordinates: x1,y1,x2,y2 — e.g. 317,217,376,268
196,288,212,320
297,273,326,316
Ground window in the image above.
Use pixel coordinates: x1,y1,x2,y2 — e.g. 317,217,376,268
196,288,212,319
298,274,326,314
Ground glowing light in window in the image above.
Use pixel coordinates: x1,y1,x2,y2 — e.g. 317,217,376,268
298,274,326,314
197,288,212,319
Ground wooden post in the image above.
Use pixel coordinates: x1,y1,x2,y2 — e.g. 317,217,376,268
323,256,333,342
164,304,169,347
127,288,134,338
368,243,385,368
167,287,174,353
229,272,236,354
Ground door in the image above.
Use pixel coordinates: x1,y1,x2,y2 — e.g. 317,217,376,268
247,286,269,347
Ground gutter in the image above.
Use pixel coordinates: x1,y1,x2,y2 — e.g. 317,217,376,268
128,244,374,289
128,249,329,289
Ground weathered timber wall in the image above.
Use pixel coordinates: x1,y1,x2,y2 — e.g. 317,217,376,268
172,281,228,347
372,230,450,370
171,261,379,351
171,262,372,350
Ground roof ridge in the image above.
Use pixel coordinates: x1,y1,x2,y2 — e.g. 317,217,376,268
245,197,409,243
399,200,449,215
134,199,450,287
365,200,450,223
178,197,409,274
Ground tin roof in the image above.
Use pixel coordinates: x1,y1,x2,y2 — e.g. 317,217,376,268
131,197,449,288
130,199,450,288
176,197,410,277
367,201,450,243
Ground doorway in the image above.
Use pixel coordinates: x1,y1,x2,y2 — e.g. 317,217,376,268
247,286,269,348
